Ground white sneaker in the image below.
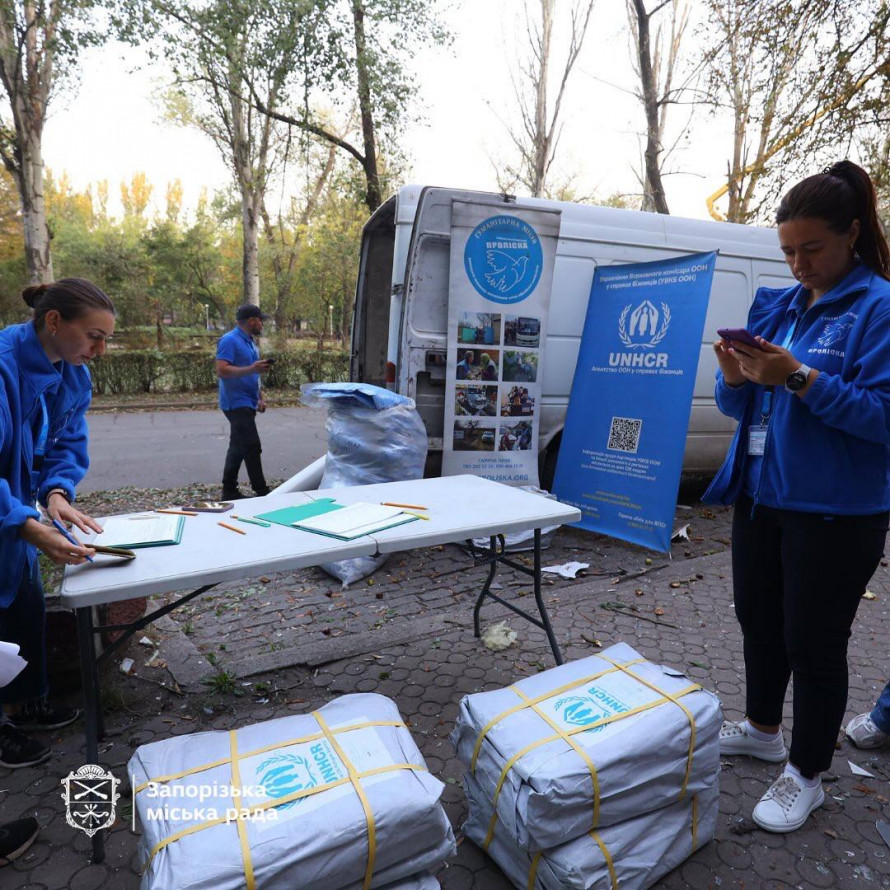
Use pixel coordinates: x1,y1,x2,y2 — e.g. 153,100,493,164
846,713,888,749
719,720,787,762
752,773,824,832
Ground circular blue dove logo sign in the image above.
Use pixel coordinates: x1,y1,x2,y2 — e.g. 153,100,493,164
464,215,543,304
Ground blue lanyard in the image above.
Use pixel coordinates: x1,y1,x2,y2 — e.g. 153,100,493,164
29,393,49,503
760,314,803,422
33,393,48,461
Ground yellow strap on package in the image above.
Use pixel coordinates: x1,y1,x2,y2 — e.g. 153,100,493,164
477,656,701,849
138,716,426,888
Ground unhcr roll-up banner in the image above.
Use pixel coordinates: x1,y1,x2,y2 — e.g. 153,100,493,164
442,202,561,485
553,252,717,551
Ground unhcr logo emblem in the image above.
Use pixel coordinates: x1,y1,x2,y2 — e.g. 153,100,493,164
554,695,610,731
618,300,671,348
61,764,121,837
555,686,631,732
257,753,319,811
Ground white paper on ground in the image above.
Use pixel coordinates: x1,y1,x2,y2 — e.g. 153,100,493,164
131,693,455,890
463,773,718,890
848,760,876,778
0,640,26,687
451,641,722,851
541,562,588,579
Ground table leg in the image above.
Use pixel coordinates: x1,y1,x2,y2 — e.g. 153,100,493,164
532,529,563,665
473,535,499,639
76,607,105,863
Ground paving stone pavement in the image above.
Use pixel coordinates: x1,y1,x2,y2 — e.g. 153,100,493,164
4,497,890,889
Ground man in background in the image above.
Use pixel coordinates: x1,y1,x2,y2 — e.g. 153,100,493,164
216,304,272,500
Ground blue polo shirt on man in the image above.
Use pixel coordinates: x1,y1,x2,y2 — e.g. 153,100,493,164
216,327,260,411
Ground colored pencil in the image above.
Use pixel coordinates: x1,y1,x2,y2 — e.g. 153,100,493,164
232,515,271,528
156,509,198,517
218,521,246,535
381,502,428,510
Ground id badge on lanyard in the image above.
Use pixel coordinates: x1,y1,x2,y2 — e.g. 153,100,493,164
746,316,800,457
30,393,48,504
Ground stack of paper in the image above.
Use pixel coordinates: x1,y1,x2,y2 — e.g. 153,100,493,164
292,502,418,540
95,514,184,549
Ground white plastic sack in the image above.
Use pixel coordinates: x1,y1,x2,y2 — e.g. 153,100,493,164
450,641,721,851
130,693,455,890
301,383,428,587
463,773,718,889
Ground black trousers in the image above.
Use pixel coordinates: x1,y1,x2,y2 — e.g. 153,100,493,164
732,494,888,776
0,561,48,706
222,407,268,495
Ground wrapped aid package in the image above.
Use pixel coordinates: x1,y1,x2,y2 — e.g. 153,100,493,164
463,773,718,890
451,641,721,851
130,693,455,890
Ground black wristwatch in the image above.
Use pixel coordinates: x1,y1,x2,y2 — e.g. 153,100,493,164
784,364,812,393
46,487,72,503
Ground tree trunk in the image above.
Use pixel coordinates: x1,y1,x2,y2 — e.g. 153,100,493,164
631,0,670,214
19,129,53,283
531,0,553,197
351,0,381,212
240,187,261,305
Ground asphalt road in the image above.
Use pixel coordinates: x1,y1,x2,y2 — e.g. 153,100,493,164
80,405,328,493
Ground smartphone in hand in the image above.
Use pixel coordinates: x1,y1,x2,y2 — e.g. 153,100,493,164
717,328,763,349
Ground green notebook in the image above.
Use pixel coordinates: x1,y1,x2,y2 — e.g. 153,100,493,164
256,499,343,528
98,514,185,549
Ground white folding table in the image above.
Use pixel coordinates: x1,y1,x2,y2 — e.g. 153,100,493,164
61,474,581,862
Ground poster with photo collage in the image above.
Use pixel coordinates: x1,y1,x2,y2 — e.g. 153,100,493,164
442,201,561,486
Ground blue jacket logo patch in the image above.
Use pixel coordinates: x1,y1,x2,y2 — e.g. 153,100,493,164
815,320,853,347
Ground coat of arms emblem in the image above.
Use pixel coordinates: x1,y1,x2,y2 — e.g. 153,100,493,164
61,764,121,837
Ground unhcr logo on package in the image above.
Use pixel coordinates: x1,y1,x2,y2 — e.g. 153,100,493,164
554,685,630,732
256,741,346,810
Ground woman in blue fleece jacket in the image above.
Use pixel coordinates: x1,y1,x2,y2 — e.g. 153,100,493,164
0,278,115,768
705,161,890,833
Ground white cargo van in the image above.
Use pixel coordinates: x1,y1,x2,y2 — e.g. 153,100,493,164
350,185,795,486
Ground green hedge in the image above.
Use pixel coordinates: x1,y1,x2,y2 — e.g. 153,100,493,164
90,348,350,395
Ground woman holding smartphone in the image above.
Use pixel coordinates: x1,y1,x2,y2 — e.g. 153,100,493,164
0,278,114,768
704,161,890,832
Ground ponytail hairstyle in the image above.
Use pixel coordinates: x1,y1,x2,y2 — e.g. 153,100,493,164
22,278,116,331
776,161,890,280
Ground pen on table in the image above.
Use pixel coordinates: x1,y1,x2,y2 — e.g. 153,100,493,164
231,515,271,528
218,521,247,535
381,502,428,511
51,519,94,563
156,509,198,517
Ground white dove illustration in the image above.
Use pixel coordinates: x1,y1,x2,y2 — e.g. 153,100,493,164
484,250,529,292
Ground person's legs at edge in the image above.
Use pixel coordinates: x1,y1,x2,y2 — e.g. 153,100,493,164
0,563,50,768
228,407,269,496
720,495,789,761
753,509,888,832
222,408,246,498
847,679,890,747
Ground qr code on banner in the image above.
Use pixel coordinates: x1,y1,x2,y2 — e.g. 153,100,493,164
607,416,642,453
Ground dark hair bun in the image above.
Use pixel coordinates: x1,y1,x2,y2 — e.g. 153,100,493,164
22,283,48,309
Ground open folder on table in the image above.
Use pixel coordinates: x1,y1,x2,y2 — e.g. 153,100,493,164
290,502,418,540
96,514,185,549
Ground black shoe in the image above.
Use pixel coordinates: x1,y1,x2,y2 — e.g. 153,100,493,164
0,724,50,768
221,488,244,501
253,487,271,497
0,816,38,865
7,699,80,732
